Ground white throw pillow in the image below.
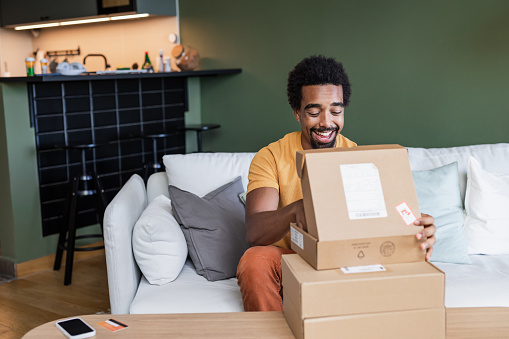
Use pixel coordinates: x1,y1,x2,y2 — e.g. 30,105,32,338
464,157,509,254
132,195,188,285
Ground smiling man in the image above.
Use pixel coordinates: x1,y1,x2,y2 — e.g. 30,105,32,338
236,55,436,312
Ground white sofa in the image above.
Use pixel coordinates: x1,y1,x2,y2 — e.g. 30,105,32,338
104,144,509,314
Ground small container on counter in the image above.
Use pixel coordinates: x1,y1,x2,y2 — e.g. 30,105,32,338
25,57,35,76
40,58,48,74
171,45,200,71
164,57,171,72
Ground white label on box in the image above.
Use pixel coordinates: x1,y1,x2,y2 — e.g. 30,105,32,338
340,163,388,220
395,201,417,225
340,264,386,274
290,227,304,250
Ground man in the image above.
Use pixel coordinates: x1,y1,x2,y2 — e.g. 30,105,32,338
236,55,436,312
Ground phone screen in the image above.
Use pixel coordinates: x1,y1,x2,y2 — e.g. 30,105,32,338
58,318,94,336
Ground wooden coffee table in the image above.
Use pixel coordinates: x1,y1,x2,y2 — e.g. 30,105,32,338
23,308,508,338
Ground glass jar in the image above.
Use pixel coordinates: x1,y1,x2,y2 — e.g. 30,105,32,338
25,57,35,76
171,45,200,71
40,58,48,74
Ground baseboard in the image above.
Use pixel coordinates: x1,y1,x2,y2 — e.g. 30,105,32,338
15,241,105,278
0,258,16,279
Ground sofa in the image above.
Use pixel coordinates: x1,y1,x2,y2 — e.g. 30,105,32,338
104,144,509,315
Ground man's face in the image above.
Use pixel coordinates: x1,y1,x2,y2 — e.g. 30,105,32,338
294,84,345,150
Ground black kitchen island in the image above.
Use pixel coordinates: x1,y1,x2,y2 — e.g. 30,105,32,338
0,69,241,266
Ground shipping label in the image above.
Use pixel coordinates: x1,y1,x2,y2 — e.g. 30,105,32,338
290,226,304,250
340,264,386,274
340,163,388,220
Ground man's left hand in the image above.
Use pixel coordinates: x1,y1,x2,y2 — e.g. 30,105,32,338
414,213,436,261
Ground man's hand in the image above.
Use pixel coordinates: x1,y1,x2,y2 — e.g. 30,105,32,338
292,199,307,232
414,213,436,261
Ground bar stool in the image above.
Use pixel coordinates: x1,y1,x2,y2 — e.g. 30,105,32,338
182,124,221,152
142,133,172,182
53,143,107,286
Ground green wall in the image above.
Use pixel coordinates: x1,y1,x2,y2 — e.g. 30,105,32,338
0,83,45,263
0,83,100,265
179,0,509,152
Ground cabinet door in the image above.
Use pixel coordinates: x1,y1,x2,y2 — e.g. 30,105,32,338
0,0,97,26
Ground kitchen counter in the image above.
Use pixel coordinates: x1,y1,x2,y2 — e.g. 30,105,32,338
0,67,241,267
0,68,241,82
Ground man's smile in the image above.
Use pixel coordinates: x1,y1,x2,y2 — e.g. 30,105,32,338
311,127,338,146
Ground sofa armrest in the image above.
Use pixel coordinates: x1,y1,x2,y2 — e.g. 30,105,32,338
104,174,148,314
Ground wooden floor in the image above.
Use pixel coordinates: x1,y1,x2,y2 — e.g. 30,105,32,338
0,251,110,338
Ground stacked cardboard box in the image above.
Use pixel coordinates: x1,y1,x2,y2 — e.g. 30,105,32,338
283,145,445,339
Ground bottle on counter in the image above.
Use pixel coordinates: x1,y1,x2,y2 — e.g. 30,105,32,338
25,57,35,76
40,58,48,74
142,52,153,72
158,49,164,72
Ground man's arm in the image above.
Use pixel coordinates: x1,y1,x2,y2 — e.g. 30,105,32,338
245,187,307,246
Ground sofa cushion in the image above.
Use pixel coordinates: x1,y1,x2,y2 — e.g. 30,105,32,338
464,157,509,255
147,172,170,203
408,143,509,203
132,195,188,285
163,152,255,197
169,176,249,281
130,259,244,314
433,254,509,307
412,162,470,264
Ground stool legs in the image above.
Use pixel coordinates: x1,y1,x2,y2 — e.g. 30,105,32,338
53,173,106,285
53,176,79,272
92,173,107,232
196,131,203,152
64,175,80,286
182,124,220,153
143,136,163,182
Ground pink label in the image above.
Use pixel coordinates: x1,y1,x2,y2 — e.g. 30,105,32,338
395,202,417,226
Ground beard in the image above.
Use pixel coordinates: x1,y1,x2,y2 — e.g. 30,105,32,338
310,126,339,149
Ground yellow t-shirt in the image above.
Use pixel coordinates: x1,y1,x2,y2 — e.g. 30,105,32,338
247,131,357,249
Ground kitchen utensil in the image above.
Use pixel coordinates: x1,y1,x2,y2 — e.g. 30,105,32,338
57,62,87,76
49,58,59,73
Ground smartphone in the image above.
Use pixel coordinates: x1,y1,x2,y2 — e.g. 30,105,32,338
55,317,96,338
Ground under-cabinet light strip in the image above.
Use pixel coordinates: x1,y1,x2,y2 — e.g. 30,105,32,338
14,13,150,30
60,17,111,26
15,23,60,30
110,13,150,20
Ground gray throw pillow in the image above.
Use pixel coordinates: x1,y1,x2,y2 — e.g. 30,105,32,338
168,176,249,281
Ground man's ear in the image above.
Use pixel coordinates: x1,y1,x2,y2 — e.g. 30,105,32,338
294,109,301,122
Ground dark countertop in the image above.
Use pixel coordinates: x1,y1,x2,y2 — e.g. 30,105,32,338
0,68,242,82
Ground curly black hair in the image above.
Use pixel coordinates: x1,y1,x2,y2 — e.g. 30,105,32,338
287,55,351,110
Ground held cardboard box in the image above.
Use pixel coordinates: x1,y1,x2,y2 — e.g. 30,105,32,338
282,254,445,339
291,144,425,269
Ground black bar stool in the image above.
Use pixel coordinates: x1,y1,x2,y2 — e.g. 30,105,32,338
53,143,107,286
142,133,172,182
182,124,221,152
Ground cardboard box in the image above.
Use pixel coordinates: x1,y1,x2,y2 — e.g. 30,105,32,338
292,145,425,269
282,254,445,339
285,296,445,339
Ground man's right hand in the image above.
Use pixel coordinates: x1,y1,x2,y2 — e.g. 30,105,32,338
245,187,307,246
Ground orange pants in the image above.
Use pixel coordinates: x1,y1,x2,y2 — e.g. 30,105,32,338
236,245,295,311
